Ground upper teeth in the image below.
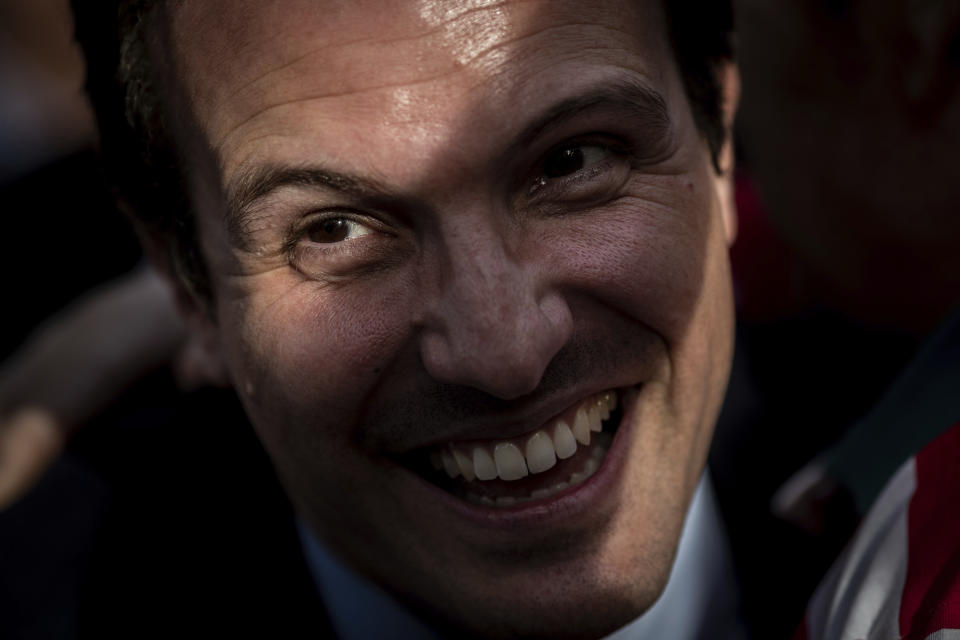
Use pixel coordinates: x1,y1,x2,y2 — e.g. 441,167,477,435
432,391,617,482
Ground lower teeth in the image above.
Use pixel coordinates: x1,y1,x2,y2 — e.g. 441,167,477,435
464,434,611,507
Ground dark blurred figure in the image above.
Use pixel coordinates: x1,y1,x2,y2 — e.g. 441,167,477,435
0,3,187,638
711,0,960,637
0,0,143,349
0,0,92,182
737,0,960,332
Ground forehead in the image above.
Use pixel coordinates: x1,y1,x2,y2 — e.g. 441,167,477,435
166,0,678,185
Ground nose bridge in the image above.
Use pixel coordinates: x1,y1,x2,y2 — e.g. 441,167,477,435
451,219,519,312
452,233,530,343
419,217,573,399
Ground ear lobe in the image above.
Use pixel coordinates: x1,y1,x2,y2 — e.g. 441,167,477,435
139,230,230,389
174,314,231,389
717,62,740,247
718,168,737,247
167,267,231,389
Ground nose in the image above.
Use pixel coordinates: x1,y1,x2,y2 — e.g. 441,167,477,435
418,230,573,400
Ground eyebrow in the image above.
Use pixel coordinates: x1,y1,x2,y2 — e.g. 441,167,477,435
224,76,671,245
225,165,391,247
506,77,671,159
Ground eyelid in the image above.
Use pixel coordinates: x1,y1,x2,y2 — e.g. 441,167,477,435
526,137,632,203
284,208,392,255
285,208,410,281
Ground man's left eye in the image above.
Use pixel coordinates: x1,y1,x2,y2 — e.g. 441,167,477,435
542,144,609,179
528,140,630,205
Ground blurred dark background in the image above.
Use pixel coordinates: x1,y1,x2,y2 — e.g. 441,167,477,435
0,0,140,363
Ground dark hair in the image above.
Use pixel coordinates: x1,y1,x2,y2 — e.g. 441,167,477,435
664,0,735,169
72,0,734,302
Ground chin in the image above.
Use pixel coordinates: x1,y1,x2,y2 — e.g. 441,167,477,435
384,485,682,639
293,381,697,640
407,566,669,640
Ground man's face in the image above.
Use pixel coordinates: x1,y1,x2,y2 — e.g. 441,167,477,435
167,1,735,636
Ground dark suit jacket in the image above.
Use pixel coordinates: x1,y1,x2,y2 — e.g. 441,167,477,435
1,378,336,639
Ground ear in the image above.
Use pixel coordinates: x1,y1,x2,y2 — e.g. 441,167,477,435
174,318,230,390
170,284,231,390
140,232,230,389
716,61,740,247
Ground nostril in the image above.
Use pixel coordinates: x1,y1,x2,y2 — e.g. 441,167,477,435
419,326,549,399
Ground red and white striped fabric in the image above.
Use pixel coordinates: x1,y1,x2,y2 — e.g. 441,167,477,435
794,421,960,640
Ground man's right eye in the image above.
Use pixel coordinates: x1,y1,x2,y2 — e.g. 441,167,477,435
288,211,405,281
306,216,373,244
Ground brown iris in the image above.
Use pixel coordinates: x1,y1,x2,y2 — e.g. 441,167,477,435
309,218,350,243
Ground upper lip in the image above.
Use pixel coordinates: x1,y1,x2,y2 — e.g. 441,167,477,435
405,383,627,451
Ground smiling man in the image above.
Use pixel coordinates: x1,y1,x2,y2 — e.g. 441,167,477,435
72,1,738,637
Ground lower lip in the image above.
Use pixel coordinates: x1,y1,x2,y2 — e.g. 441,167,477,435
410,386,641,530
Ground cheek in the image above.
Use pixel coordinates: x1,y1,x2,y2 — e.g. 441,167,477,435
539,179,714,339
218,275,415,438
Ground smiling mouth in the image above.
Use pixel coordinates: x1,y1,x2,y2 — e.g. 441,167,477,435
411,391,624,507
